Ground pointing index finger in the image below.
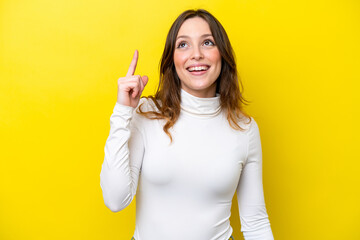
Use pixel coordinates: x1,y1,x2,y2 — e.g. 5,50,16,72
126,50,138,77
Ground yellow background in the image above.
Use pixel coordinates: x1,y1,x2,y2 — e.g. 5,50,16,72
1,0,359,239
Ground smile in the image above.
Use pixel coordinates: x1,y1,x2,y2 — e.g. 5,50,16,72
187,65,210,72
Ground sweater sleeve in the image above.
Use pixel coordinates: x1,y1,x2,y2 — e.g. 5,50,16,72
100,102,145,212
236,118,274,239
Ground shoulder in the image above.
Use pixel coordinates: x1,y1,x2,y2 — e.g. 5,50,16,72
237,116,262,163
136,97,161,113
131,97,165,133
235,116,261,144
131,97,162,125
235,114,257,132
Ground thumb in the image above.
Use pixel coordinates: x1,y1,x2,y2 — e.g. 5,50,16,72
141,75,149,86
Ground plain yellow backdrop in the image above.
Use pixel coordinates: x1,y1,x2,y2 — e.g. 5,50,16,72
1,0,359,239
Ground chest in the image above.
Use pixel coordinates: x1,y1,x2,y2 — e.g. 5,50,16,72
140,113,249,198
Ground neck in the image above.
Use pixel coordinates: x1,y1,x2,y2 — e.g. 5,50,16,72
180,85,217,98
180,88,221,118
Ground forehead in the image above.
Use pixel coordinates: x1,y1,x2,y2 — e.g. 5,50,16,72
177,17,212,37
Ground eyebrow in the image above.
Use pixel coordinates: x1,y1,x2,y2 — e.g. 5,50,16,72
176,34,213,40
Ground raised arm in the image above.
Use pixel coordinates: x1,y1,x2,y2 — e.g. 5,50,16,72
100,50,148,212
236,118,274,239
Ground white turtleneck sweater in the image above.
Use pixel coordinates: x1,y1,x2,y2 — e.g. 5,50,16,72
100,89,274,240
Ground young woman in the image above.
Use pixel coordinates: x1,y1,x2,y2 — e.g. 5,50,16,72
100,9,274,240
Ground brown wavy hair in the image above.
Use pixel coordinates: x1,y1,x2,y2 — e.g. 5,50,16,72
137,9,251,142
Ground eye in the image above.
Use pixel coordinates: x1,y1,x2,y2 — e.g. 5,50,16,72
203,39,215,46
177,41,188,48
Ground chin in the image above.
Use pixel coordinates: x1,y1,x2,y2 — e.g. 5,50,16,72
184,82,217,96
189,83,212,90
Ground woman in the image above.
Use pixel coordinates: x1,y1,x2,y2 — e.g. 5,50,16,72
100,9,274,240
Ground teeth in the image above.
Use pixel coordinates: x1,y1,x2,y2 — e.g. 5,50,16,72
188,66,209,72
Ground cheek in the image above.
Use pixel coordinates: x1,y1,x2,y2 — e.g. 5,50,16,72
214,52,222,74
211,50,221,65
204,49,221,68
209,50,222,78
174,51,188,68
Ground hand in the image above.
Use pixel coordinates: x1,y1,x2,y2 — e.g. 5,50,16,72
117,50,148,108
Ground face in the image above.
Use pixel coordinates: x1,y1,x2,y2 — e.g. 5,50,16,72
174,17,222,98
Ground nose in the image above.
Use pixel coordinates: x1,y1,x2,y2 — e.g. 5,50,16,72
191,45,204,60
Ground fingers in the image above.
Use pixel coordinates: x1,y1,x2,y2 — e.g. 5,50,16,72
118,75,147,98
120,77,140,98
126,50,138,77
131,75,149,98
138,75,147,93
141,75,149,87
118,50,149,107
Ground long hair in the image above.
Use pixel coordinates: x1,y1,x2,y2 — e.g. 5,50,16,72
137,9,251,142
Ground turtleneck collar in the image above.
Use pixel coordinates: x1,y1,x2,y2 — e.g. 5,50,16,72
180,88,221,118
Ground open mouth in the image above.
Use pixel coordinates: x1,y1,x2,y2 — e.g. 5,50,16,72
187,65,210,72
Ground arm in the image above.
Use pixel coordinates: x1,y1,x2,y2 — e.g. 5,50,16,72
99,102,145,212
236,118,274,239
